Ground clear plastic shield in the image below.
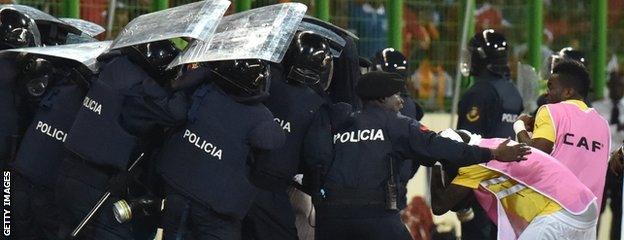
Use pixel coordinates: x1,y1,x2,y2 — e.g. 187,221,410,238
0,4,80,35
65,34,98,44
169,3,307,68
301,16,358,40
60,18,105,37
516,62,540,113
110,0,230,50
0,41,112,72
298,21,345,57
0,4,66,25
460,47,471,77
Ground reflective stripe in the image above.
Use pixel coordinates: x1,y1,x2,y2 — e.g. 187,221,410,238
495,184,526,199
480,176,509,188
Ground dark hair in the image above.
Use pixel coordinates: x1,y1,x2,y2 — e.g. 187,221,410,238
552,59,591,97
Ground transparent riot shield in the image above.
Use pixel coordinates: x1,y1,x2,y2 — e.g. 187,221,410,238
0,41,113,73
516,62,540,113
110,0,230,50
169,3,307,68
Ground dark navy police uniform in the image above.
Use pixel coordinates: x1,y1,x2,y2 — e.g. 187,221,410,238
242,64,330,240
317,104,494,240
456,72,523,240
11,69,89,240
157,81,285,240
399,92,424,121
457,73,523,139
56,55,189,240
0,58,19,166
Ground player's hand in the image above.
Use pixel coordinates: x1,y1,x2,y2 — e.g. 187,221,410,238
491,139,531,162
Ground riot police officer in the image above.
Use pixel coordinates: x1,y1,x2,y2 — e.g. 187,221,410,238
0,8,41,167
10,52,96,240
242,31,334,240
370,48,424,120
315,71,530,240
456,29,523,240
157,59,285,240
55,40,188,239
369,48,426,212
0,5,81,167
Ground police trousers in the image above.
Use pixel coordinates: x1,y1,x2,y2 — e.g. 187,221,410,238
12,171,60,240
162,185,241,240
315,206,411,240
242,189,298,240
55,157,133,240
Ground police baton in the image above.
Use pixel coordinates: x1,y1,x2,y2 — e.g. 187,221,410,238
68,153,145,239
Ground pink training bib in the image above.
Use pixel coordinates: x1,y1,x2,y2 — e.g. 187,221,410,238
547,102,611,210
474,138,597,239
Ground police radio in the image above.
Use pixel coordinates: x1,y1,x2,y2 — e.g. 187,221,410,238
385,156,398,211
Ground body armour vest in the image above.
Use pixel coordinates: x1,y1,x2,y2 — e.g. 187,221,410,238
488,79,523,138
326,106,398,194
13,80,86,187
547,102,611,210
158,82,284,220
64,57,147,170
252,75,326,191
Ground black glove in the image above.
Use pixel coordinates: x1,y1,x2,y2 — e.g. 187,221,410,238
107,170,132,197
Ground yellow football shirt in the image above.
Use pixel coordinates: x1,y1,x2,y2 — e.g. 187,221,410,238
451,165,562,224
532,100,589,142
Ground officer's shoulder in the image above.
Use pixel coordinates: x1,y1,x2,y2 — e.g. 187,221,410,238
398,114,422,128
328,102,355,129
246,103,275,121
463,82,497,99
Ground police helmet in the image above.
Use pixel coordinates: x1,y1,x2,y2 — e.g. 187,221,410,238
558,47,587,65
0,9,40,50
467,29,509,77
123,40,181,83
210,59,271,99
38,23,81,46
543,47,587,79
282,31,333,91
370,48,408,78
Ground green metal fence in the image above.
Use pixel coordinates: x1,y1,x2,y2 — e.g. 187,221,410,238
7,0,613,109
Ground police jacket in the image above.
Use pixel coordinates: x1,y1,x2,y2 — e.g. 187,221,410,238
65,55,189,171
12,72,89,187
400,92,424,121
157,82,285,220
457,72,523,138
0,58,19,162
324,104,492,209
328,36,361,109
251,64,329,192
